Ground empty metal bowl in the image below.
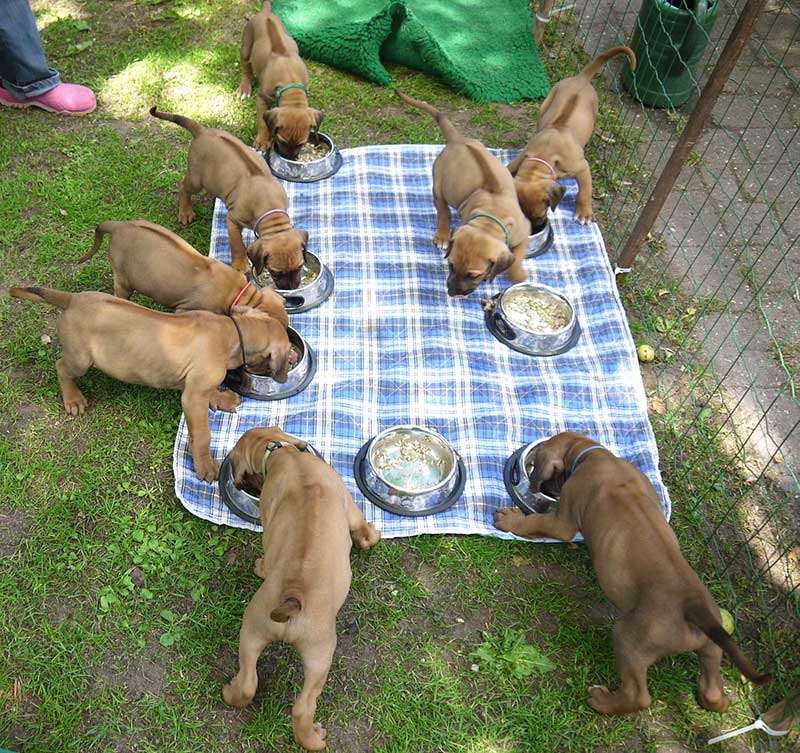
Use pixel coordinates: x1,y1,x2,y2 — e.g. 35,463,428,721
485,282,581,356
503,438,559,514
218,441,322,524
224,326,316,400
266,132,343,183
353,425,466,516
251,251,334,314
527,219,554,258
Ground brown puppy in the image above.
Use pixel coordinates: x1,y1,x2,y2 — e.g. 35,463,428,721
8,287,290,482
236,1,324,156
150,107,308,288
77,220,289,327
507,46,636,230
494,431,771,714
222,427,380,751
396,90,531,297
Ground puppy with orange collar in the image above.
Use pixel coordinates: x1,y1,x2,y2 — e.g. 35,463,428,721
236,1,324,156
507,46,636,231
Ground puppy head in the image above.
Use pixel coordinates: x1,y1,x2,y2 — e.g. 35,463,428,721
246,229,308,290
230,305,291,382
527,431,599,495
265,107,325,159
516,178,565,233
252,285,289,328
446,225,514,297
230,426,308,487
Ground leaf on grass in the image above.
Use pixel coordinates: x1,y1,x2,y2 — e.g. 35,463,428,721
159,632,176,647
159,609,175,622
72,19,91,31
69,40,94,55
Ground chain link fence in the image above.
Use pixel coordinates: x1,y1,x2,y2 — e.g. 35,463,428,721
537,0,799,740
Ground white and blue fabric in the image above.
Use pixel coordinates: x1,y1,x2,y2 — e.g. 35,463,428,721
172,145,671,539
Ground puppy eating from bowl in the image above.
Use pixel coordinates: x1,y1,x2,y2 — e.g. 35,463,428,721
494,431,771,715
222,427,380,750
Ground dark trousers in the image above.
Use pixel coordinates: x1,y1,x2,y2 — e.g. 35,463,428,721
0,0,60,98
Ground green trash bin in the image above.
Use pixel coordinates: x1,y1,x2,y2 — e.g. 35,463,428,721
622,0,720,108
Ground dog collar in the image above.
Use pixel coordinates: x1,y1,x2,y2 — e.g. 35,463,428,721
253,208,291,238
569,445,605,476
228,314,248,370
229,281,252,312
275,82,308,106
524,156,558,181
261,440,291,478
466,212,511,248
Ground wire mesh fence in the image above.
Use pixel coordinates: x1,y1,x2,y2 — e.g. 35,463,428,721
537,0,799,740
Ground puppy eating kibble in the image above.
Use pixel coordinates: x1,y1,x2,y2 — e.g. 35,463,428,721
78,220,288,327
395,90,531,297
507,46,636,230
150,107,308,288
222,427,380,750
9,287,290,482
236,1,324,156
494,431,771,714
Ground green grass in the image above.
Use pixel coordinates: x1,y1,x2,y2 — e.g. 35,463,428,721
1,1,795,752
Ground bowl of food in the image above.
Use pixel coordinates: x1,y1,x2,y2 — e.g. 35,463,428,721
527,219,554,258
219,441,323,524
251,251,334,314
224,326,316,400
484,282,580,356
503,438,559,514
266,132,343,183
353,425,466,516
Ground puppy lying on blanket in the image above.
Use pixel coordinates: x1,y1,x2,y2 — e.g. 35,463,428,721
395,91,531,297
506,46,636,230
222,427,380,751
494,432,771,714
236,1,324,156
8,287,290,482
77,220,288,327
150,107,308,288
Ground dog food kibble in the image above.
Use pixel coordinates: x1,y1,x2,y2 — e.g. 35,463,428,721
287,344,302,370
295,142,330,163
503,292,571,333
373,436,445,492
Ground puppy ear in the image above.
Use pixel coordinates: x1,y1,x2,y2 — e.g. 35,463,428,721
270,427,308,451
311,109,324,131
265,109,280,138
269,348,290,384
488,249,515,280
548,182,566,211
528,447,564,493
231,451,250,487
300,230,309,247
247,241,267,275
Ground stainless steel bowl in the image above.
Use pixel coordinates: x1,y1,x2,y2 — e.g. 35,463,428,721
503,438,559,514
251,251,334,314
354,426,466,516
526,220,554,258
219,441,322,524
266,132,343,183
486,282,580,356
224,326,316,400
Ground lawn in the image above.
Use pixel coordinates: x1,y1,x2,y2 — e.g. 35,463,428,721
0,2,789,752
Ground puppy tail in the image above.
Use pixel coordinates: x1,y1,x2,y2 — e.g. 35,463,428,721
394,90,461,143
579,45,636,80
265,15,288,55
75,221,115,264
149,106,204,137
270,595,302,623
685,602,772,686
261,0,272,12
9,286,73,310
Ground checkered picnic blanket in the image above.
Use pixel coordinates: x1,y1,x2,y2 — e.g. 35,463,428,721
172,144,671,539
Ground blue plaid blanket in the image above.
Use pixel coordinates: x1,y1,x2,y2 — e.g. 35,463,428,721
172,145,671,539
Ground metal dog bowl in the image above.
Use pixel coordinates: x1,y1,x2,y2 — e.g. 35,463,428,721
527,219,554,258
251,251,334,314
503,439,559,514
353,426,466,516
218,441,323,524
224,326,316,400
266,132,343,183
484,282,581,356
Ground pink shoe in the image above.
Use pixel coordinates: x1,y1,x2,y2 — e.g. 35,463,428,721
0,82,96,115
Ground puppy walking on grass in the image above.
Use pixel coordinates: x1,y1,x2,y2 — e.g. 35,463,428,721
222,427,380,751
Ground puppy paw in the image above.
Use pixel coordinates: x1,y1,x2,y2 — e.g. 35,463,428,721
296,723,327,751
194,456,220,483
432,233,451,252
493,507,525,533
222,681,252,709
353,523,381,550
575,209,595,225
230,257,251,275
253,134,271,152
236,85,252,100
63,392,89,416
253,557,267,578
209,389,241,413
505,265,527,283
178,208,196,226
587,684,613,713
697,689,730,713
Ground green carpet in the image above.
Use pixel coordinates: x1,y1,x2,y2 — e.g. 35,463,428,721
271,0,550,102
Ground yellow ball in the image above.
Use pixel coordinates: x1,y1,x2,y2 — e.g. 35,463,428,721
720,608,735,635
637,344,655,363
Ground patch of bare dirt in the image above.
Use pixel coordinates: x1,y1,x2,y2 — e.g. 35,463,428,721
0,506,33,559
89,638,168,700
